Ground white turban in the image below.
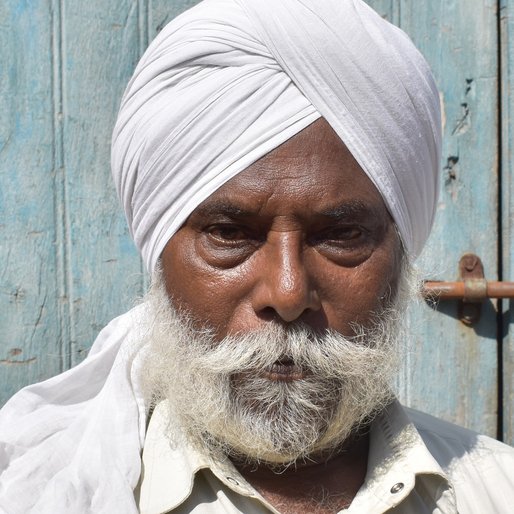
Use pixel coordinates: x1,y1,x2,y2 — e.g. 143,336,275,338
112,0,441,271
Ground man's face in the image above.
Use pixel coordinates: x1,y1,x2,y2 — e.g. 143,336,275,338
161,118,402,339
145,119,410,464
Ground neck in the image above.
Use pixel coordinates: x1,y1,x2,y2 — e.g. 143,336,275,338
233,429,370,514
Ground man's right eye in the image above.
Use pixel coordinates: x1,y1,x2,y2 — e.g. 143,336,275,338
206,224,257,245
199,224,263,268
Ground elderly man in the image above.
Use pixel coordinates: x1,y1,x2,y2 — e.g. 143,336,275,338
1,0,513,513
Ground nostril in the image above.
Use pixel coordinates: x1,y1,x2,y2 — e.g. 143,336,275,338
257,306,283,322
256,305,327,328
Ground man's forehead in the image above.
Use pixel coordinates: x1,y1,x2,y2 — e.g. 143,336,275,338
187,119,389,221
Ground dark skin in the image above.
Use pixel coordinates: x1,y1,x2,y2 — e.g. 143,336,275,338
161,118,402,513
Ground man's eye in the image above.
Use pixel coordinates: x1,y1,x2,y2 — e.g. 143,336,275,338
315,226,364,244
206,225,254,243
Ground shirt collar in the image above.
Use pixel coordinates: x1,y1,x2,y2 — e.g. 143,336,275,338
347,400,457,513
139,399,457,514
139,401,259,514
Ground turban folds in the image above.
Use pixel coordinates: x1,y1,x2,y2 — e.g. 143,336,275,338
112,0,441,271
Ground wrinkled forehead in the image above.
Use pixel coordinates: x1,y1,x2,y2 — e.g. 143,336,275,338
191,118,390,222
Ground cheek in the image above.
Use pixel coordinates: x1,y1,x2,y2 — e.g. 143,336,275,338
315,246,401,331
161,236,254,334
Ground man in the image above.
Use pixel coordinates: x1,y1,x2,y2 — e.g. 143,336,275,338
0,0,513,513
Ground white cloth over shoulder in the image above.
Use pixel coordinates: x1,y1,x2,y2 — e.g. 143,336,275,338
0,306,148,514
112,0,441,272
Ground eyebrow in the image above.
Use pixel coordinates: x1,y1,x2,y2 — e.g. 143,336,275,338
193,201,258,219
317,200,378,220
193,199,379,220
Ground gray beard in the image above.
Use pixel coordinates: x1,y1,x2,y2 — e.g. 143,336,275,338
140,262,415,467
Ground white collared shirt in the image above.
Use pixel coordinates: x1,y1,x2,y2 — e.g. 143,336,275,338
139,401,514,513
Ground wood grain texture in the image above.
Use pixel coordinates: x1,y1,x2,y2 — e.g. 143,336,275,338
0,0,63,404
62,0,145,366
500,0,514,446
149,0,200,39
405,0,499,437
364,0,400,23
367,0,500,437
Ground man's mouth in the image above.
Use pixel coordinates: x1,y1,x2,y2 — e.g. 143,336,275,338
261,358,306,382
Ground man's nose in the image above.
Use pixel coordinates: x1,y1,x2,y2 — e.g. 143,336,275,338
251,233,321,322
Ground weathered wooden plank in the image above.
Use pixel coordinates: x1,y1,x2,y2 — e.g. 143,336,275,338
396,0,499,437
500,0,514,446
368,0,500,437
0,1,63,403
62,0,145,365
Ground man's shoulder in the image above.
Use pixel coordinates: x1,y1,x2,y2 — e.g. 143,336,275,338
405,405,514,475
392,402,514,514
402,406,514,513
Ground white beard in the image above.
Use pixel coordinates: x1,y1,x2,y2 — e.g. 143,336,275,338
140,261,416,467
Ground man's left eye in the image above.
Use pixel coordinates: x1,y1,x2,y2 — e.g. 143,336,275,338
314,226,364,244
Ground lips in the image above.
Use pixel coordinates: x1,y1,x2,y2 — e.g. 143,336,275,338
261,358,306,382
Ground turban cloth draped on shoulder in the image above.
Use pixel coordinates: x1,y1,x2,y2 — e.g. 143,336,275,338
112,0,442,271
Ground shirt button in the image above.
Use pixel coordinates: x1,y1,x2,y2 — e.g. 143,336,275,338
390,482,404,494
226,476,240,487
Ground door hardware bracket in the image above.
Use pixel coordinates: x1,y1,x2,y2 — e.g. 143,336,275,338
421,253,514,325
458,253,485,325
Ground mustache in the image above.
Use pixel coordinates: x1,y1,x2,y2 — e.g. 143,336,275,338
167,311,401,381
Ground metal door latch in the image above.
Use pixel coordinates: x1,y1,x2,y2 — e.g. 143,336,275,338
422,253,514,325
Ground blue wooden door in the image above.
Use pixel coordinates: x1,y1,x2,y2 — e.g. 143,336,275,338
368,0,502,440
0,0,512,445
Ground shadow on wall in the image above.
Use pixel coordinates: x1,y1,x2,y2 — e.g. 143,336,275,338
424,296,499,340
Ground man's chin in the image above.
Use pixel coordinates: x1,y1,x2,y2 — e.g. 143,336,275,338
202,402,381,470
192,381,392,469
